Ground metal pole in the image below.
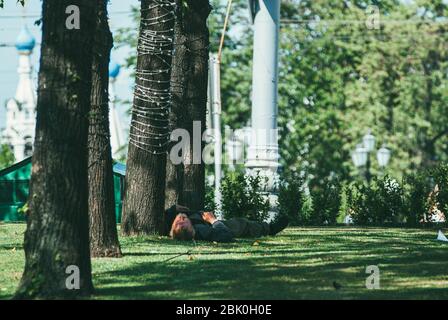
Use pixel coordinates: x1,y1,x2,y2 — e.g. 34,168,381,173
246,0,280,187
210,54,222,215
366,152,371,184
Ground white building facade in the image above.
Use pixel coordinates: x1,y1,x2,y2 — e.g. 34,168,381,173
1,26,126,162
1,25,37,162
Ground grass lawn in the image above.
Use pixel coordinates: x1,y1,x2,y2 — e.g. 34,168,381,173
0,223,447,299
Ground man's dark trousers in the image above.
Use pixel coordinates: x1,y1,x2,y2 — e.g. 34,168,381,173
222,218,270,238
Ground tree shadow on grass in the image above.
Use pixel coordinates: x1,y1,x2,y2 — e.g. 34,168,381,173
93,253,448,299
93,230,448,300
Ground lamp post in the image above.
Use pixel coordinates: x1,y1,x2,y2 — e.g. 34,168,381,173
362,130,375,182
352,143,369,182
352,130,391,182
377,145,391,168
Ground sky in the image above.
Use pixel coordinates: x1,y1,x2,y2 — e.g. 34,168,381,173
0,0,136,132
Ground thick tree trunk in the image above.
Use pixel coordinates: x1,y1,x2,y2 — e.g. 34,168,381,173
165,152,184,208
181,0,211,211
165,0,186,209
14,0,96,299
88,0,122,258
121,0,175,235
167,0,211,211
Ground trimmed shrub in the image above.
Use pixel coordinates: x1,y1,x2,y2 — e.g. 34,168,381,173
204,178,216,212
402,172,431,226
220,171,270,222
431,164,448,216
348,175,404,225
308,178,342,225
277,171,307,225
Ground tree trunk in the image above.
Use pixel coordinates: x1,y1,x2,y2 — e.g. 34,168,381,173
167,0,211,211
182,0,211,211
88,0,122,258
165,0,186,209
121,0,175,236
14,0,96,299
165,152,184,208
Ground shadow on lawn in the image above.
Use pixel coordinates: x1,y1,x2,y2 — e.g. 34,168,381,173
93,230,448,300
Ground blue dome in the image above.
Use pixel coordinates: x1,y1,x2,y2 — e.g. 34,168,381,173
109,61,121,78
15,26,36,52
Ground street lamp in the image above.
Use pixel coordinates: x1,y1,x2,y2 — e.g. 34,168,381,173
362,130,376,152
352,130,391,182
377,145,391,168
352,144,368,167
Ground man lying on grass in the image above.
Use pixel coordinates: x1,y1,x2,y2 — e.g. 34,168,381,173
165,204,289,242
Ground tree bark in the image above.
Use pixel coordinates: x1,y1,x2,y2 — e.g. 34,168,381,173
88,0,122,258
165,0,186,209
167,0,211,211
165,151,184,208
14,0,96,299
121,0,175,235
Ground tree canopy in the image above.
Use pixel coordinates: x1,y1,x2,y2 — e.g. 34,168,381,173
201,0,448,187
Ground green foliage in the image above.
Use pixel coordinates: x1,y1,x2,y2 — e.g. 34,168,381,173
220,171,269,222
114,0,448,200
308,179,342,225
277,171,306,225
402,171,431,226
348,176,405,225
338,182,353,222
17,202,29,216
0,145,14,169
204,178,216,212
211,0,448,187
431,164,448,215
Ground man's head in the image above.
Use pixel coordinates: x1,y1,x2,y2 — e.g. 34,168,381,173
170,213,195,241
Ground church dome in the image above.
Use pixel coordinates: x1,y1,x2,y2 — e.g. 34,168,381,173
109,61,121,79
15,25,36,52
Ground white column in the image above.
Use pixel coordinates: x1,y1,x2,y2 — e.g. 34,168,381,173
246,0,281,187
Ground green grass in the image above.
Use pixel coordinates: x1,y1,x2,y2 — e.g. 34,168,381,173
1,223,447,299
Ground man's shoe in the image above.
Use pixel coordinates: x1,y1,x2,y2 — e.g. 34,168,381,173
269,216,289,236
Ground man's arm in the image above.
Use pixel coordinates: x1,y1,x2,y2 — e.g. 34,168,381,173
194,220,234,242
